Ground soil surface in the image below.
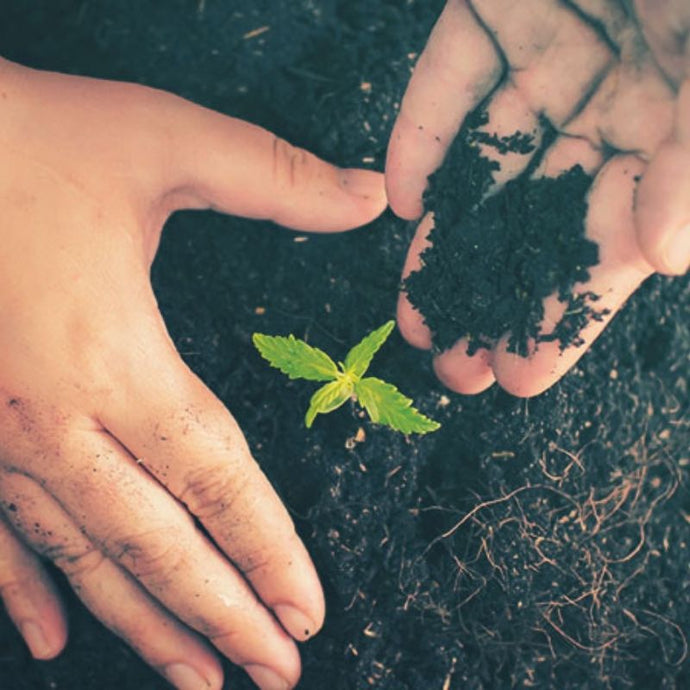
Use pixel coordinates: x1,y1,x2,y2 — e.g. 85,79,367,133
1,2,689,689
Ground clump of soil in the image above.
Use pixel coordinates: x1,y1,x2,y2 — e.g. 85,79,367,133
404,109,607,356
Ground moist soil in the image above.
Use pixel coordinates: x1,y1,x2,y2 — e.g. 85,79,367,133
404,111,605,356
1,2,689,689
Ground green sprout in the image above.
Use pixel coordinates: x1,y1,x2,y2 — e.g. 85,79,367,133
252,320,440,434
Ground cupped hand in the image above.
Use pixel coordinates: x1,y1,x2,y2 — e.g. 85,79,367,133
387,0,690,397
0,57,386,690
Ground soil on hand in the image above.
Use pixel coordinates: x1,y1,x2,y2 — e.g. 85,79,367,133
404,109,606,357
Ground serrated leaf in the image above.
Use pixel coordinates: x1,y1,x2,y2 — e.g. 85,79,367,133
305,379,354,428
252,333,339,381
343,320,396,379
354,377,440,435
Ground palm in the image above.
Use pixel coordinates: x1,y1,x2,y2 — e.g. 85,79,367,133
387,0,686,396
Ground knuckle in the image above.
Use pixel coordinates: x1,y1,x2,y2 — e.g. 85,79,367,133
49,543,107,580
180,463,253,521
271,135,315,191
0,577,25,599
238,546,275,577
208,625,244,646
108,526,185,585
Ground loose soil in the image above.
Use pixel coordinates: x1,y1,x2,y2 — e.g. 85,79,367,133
404,110,606,356
1,2,689,690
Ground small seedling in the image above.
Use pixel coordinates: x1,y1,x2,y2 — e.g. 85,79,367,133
252,321,440,434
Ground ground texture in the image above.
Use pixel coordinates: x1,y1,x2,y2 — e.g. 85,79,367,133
1,2,688,689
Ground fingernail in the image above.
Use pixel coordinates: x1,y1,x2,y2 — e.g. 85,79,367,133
339,169,385,200
165,663,210,690
21,620,53,660
665,225,690,274
274,603,316,641
245,665,290,690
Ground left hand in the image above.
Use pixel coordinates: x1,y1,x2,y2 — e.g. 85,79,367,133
0,56,386,690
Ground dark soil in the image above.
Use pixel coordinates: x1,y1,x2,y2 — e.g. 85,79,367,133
1,2,689,690
404,110,606,356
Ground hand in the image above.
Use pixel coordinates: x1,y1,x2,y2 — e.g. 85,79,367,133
386,0,690,397
0,57,385,690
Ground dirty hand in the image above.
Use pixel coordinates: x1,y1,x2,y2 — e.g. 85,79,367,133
386,0,690,396
0,57,385,690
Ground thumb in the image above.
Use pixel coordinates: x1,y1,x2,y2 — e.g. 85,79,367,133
635,80,690,275
159,94,387,232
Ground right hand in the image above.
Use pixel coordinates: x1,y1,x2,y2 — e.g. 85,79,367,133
386,0,690,397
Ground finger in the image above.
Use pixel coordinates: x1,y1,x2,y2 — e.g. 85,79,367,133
0,514,66,660
0,64,385,235
0,472,224,690
432,341,495,394
385,0,503,219
8,418,302,689
157,97,387,233
635,79,690,275
97,327,324,647
398,213,435,350
491,154,654,396
398,214,496,392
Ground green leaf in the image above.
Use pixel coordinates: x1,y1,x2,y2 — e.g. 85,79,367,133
354,377,440,435
343,320,396,379
252,333,339,381
305,379,354,428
